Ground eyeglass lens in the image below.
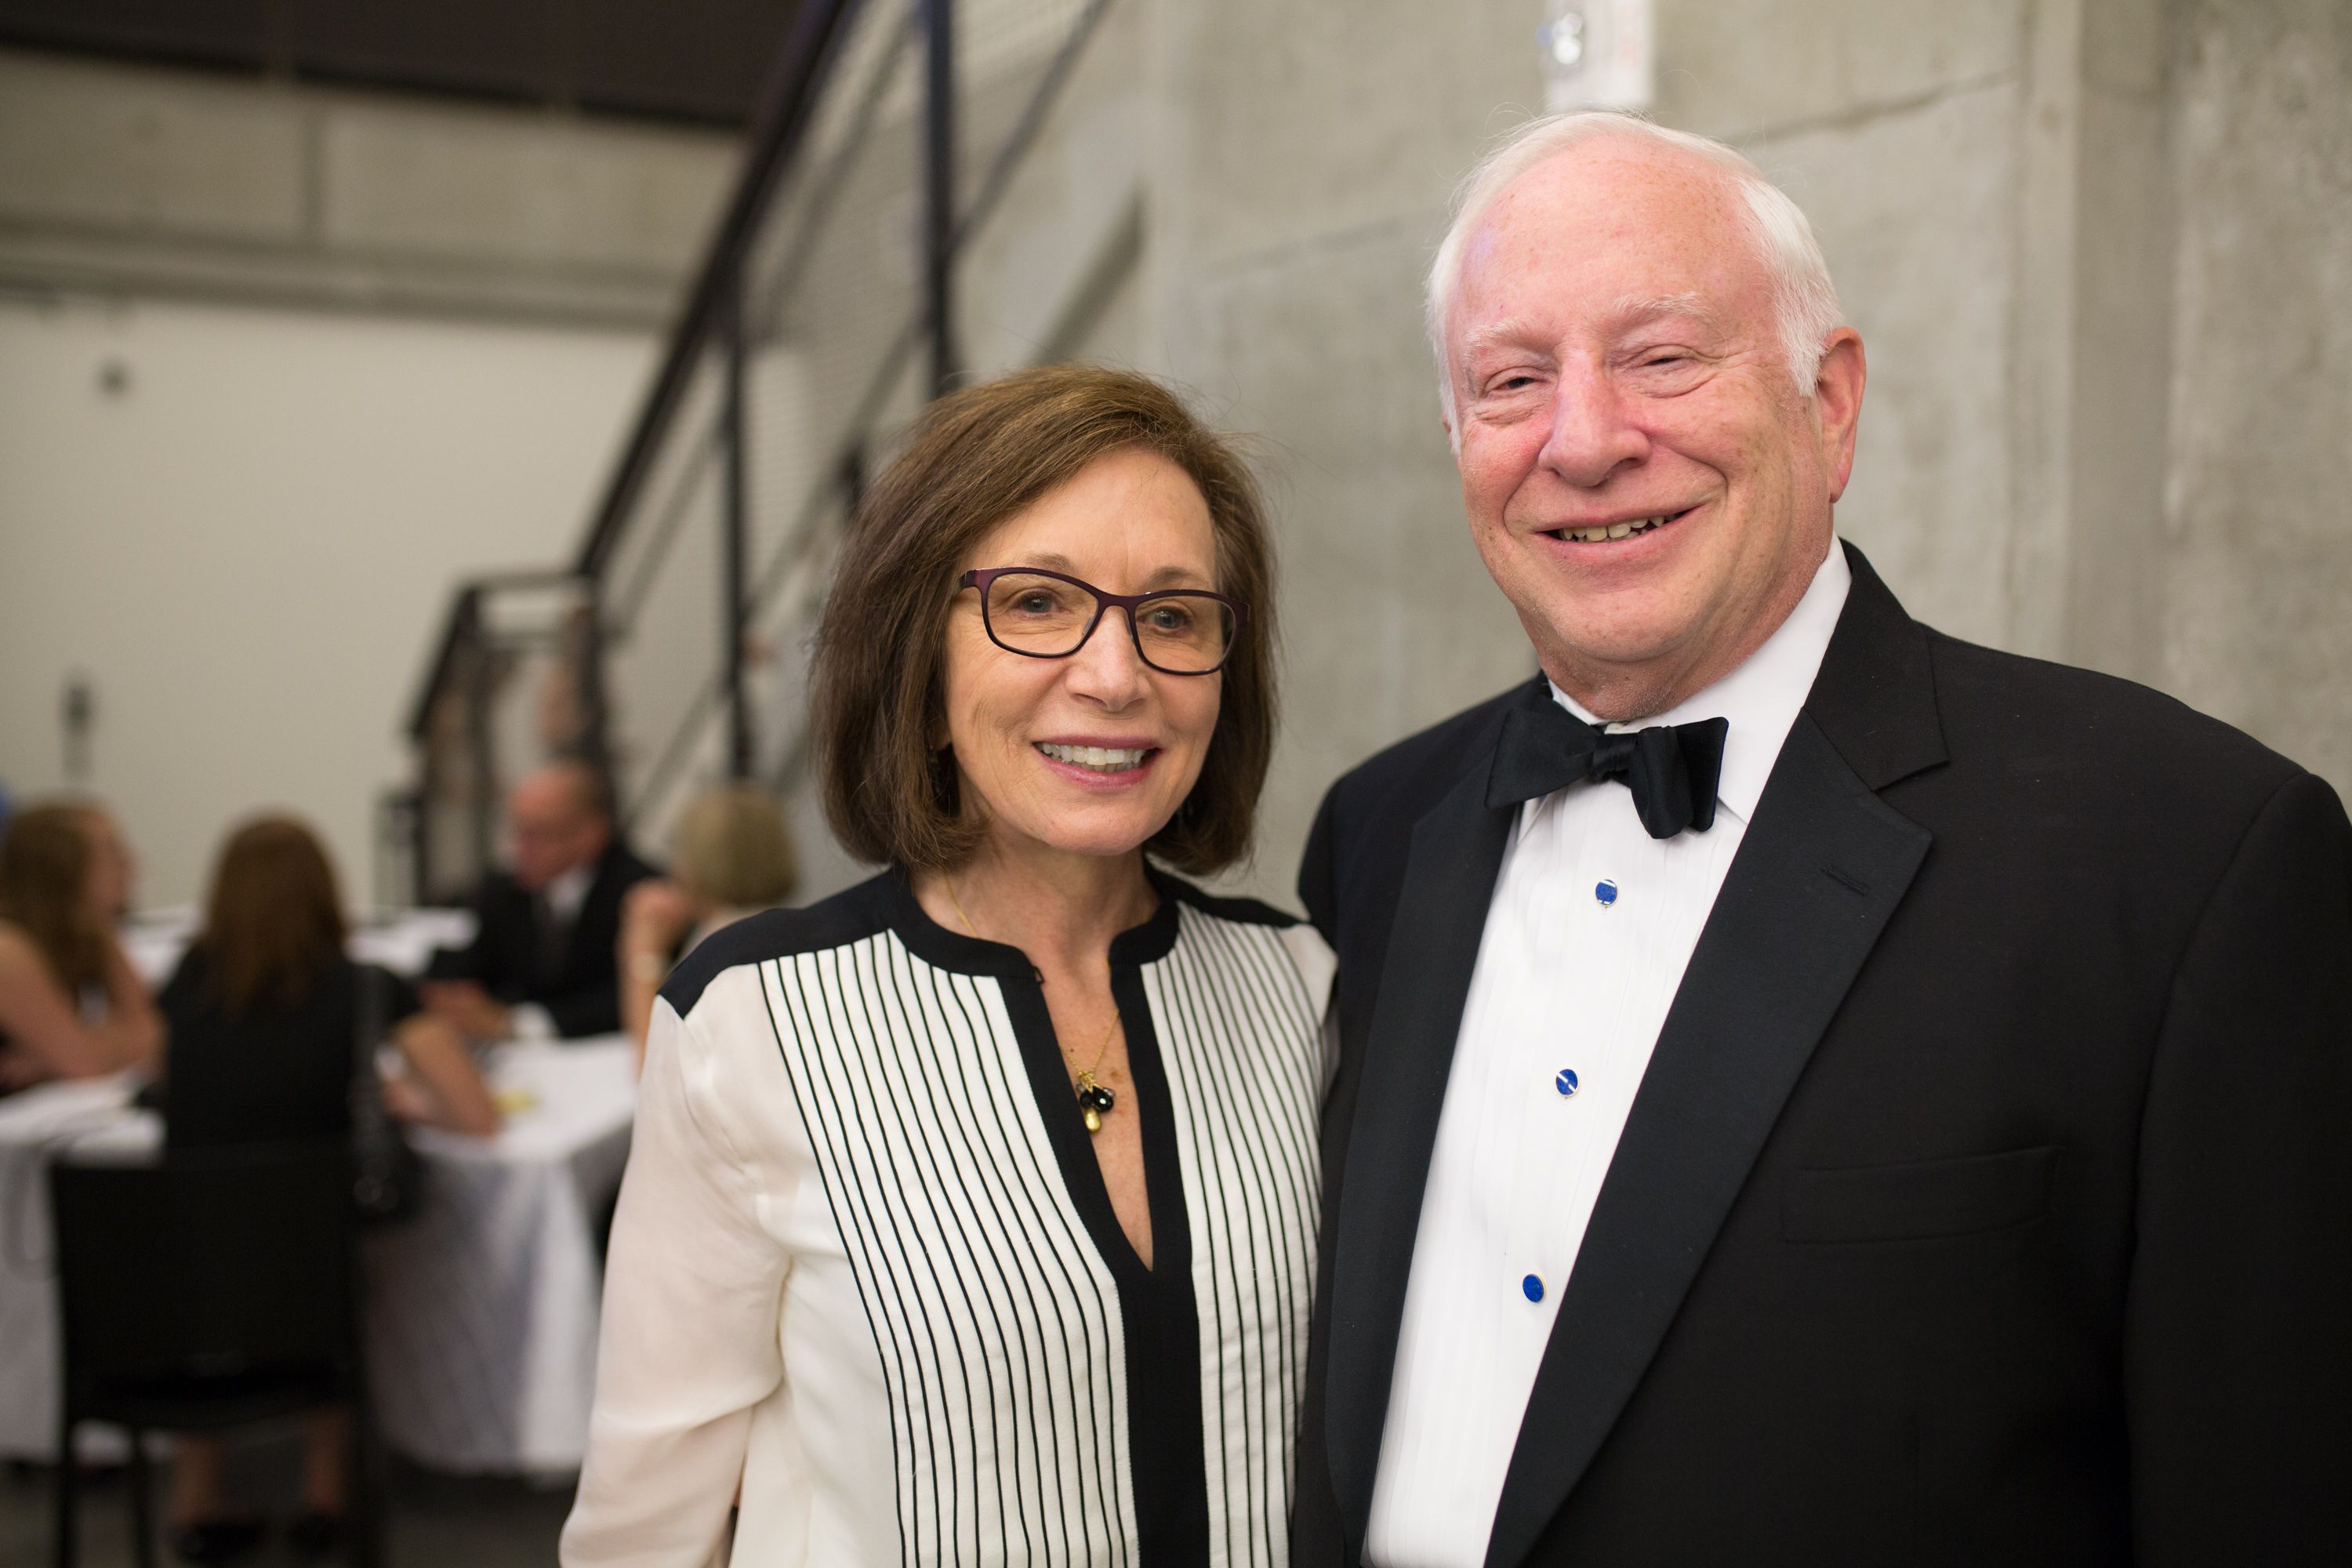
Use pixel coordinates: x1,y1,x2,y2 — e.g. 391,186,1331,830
982,572,1234,673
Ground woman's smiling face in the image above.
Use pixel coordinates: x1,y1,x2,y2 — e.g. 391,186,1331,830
938,446,1225,866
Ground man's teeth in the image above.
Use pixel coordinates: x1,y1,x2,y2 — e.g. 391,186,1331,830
1558,514,1671,543
1038,743,1148,771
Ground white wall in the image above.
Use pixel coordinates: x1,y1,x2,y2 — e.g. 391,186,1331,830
0,295,655,909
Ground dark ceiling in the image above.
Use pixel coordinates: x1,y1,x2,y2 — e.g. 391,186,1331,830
0,0,800,128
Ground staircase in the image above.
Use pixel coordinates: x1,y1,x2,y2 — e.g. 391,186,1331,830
390,0,1134,907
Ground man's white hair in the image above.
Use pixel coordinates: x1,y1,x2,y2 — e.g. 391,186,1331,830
1427,111,1844,426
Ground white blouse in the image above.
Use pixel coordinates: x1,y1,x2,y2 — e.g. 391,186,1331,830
561,869,1335,1568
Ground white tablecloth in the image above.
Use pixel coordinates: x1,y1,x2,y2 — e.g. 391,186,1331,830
118,906,478,989
0,1038,633,1476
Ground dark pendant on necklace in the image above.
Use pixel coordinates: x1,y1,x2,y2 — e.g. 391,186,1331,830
1074,1072,1116,1134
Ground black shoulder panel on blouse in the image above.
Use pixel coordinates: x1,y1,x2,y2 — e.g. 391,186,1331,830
1156,871,1302,931
658,872,891,1020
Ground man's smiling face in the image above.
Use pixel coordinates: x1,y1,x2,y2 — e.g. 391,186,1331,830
1443,141,1863,720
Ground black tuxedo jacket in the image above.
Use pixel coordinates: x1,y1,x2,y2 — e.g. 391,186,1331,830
426,839,658,1039
1291,546,2350,1566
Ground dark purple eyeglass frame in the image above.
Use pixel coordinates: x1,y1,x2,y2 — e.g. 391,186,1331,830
960,566,1250,676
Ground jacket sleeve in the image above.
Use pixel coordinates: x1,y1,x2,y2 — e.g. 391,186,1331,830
561,988,792,1568
2127,769,2352,1562
423,886,500,984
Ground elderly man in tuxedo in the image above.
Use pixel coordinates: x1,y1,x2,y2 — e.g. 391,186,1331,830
423,759,656,1041
1292,112,2349,1566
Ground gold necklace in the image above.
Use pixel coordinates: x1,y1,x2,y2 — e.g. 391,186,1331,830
946,874,1122,1134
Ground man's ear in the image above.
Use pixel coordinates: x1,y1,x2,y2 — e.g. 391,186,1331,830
1813,328,1867,503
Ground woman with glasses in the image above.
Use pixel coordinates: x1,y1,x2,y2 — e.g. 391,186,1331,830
564,366,1332,1568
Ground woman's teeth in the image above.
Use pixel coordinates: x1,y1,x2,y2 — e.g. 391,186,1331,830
1555,514,1672,543
1037,743,1148,772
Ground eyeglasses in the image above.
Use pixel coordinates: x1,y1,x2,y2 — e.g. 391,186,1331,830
960,567,1248,676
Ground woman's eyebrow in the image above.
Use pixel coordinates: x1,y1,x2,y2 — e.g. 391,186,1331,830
997,554,1209,588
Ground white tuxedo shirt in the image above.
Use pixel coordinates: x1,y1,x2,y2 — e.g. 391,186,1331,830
1364,542,1852,1567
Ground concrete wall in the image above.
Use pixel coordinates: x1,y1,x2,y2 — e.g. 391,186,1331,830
1145,0,2074,904
2161,0,2352,789
0,46,737,327
1145,0,1547,903
1142,0,2349,909
1664,0,2034,654
0,296,655,909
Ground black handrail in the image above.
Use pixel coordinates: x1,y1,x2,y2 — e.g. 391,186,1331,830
403,0,864,744
573,0,868,583
403,568,583,740
923,0,959,397
401,0,1127,898
610,0,1120,827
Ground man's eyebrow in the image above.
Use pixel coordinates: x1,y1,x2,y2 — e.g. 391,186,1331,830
1457,318,1541,357
1610,292,1725,332
1456,295,1726,356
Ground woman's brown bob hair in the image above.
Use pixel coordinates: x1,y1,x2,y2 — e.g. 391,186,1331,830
198,815,347,1014
811,365,1276,875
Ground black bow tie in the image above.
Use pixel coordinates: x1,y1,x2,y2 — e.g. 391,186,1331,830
1487,699,1730,839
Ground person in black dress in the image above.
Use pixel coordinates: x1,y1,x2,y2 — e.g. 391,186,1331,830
159,816,497,1563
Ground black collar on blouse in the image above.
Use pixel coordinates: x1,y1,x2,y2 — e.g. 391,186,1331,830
875,862,1188,978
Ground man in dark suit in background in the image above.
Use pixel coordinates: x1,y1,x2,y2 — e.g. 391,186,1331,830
423,759,655,1041
1291,111,2350,1566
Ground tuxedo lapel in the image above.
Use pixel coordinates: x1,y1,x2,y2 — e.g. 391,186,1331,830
1481,546,1942,1567
1325,749,1521,1542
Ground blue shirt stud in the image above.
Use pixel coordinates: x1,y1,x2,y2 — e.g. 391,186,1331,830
1595,878,1619,908
1555,1068,1579,1097
1522,1273,1545,1303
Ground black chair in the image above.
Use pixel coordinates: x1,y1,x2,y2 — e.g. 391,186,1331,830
48,1141,382,1568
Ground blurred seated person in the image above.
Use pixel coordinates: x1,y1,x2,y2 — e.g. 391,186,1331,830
160,815,497,1563
162,815,499,1144
422,760,656,1042
0,800,161,1091
617,782,798,1057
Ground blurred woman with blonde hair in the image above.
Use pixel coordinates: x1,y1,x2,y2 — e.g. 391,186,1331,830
0,800,161,1091
615,782,797,1054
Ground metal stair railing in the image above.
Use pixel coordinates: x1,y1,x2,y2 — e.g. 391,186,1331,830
393,0,1126,909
